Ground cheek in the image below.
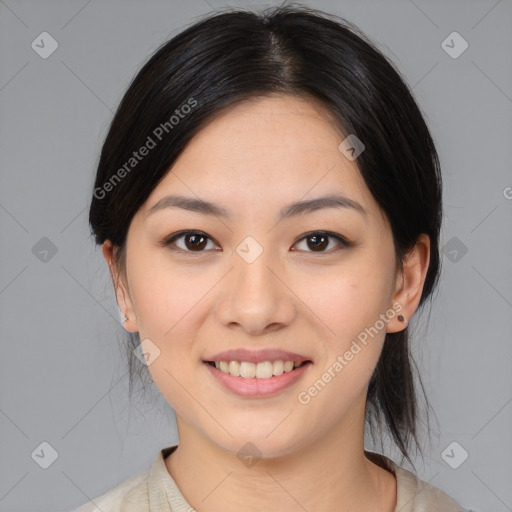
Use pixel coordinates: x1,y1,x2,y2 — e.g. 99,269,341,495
130,256,216,339
133,267,212,410
295,274,390,423
297,264,393,403
124,259,209,395
299,266,392,343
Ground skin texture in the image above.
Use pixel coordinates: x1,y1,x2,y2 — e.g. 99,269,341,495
102,94,430,512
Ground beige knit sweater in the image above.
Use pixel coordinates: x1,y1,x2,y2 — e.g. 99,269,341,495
74,445,467,512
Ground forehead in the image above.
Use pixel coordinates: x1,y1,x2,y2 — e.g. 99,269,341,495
185,94,348,162
143,94,381,223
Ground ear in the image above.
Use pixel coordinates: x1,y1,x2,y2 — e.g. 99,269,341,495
101,240,139,332
387,233,430,333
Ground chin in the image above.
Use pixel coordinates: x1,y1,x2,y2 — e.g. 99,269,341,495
211,429,307,461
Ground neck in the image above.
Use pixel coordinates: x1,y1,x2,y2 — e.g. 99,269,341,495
164,403,396,512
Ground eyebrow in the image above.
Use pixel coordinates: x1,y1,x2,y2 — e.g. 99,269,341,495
146,193,366,220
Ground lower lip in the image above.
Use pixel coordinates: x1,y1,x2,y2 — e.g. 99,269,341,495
203,362,312,398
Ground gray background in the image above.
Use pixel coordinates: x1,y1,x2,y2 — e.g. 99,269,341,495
0,0,511,510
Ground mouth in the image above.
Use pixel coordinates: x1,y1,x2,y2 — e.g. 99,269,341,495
203,358,313,397
204,359,313,379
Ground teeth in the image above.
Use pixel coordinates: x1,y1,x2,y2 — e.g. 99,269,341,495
240,361,256,378
212,360,305,378
272,360,284,376
229,361,240,377
283,361,294,372
256,361,273,379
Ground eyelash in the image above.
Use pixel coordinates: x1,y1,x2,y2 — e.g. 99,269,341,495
160,230,353,255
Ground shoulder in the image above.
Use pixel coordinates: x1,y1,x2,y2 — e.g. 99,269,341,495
393,464,466,511
72,445,182,512
365,451,467,512
72,468,150,512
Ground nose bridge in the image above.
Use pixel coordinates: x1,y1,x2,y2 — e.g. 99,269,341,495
233,234,278,301
216,234,295,333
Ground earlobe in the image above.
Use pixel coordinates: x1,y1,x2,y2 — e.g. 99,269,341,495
397,313,407,324
116,285,139,333
387,234,430,333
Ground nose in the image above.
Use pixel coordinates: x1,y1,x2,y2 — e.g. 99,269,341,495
215,244,297,336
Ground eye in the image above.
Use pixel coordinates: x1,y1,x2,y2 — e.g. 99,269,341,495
161,230,219,253
292,231,352,253
161,230,352,254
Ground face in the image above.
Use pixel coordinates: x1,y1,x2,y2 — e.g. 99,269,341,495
105,94,421,459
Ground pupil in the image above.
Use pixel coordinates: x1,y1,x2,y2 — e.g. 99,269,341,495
186,234,207,251
308,234,328,251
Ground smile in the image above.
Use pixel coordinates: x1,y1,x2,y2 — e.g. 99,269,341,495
206,360,310,379
203,360,313,398
207,361,310,379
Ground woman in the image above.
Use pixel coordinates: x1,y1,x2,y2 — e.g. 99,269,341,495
77,4,467,511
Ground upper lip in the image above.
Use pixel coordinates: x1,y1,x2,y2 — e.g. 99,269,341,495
204,348,312,364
